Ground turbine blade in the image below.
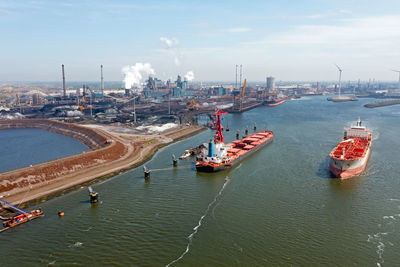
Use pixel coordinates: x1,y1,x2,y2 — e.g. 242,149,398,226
334,63,342,71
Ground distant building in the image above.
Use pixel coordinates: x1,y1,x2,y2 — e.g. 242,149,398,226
32,93,41,105
266,76,275,90
15,93,20,106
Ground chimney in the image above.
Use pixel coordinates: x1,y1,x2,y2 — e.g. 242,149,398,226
101,65,104,96
62,64,66,98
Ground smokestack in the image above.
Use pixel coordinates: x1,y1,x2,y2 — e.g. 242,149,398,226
235,65,238,90
101,65,104,96
239,64,242,88
62,64,66,98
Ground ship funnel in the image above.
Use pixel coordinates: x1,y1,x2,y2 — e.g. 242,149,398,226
357,118,362,127
208,140,214,157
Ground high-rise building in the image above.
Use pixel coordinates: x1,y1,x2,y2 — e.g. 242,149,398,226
266,76,275,90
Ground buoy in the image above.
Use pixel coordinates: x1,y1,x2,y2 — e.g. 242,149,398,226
58,211,65,216
172,154,178,167
88,186,99,203
143,165,150,179
90,193,98,203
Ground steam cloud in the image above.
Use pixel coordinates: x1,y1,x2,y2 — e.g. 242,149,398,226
160,37,179,48
184,71,195,81
122,63,156,90
160,37,181,66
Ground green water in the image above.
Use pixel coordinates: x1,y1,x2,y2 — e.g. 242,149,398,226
1,96,399,266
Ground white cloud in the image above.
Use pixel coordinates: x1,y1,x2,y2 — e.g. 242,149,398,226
245,15,400,56
160,37,179,48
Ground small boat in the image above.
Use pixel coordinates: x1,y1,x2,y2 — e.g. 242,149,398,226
2,208,44,232
179,150,192,159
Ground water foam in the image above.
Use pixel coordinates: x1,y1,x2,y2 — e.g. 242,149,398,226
69,242,83,248
367,199,400,266
165,176,231,266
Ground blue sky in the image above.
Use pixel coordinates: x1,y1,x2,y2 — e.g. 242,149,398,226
1,0,400,82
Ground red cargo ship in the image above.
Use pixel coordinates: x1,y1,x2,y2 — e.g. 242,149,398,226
196,109,273,172
329,118,372,178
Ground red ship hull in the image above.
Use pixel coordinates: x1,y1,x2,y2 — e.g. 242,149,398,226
329,147,371,178
196,131,274,172
265,99,286,107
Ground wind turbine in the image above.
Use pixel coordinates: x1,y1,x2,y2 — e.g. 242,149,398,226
335,64,343,97
391,69,400,90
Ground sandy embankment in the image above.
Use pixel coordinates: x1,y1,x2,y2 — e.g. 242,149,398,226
0,121,205,206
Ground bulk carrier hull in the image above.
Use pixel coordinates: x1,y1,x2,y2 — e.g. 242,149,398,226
329,146,371,178
196,131,274,172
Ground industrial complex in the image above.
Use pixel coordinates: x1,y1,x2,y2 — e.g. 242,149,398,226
2,64,400,128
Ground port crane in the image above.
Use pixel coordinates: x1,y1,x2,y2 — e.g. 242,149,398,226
186,99,200,110
233,79,247,112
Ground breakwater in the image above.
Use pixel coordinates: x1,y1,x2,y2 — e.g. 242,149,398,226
364,99,400,108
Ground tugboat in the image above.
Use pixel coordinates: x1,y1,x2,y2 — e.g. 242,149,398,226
2,209,43,229
0,198,44,233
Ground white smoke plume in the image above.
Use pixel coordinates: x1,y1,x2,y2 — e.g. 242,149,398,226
160,37,181,66
184,71,195,81
66,110,83,117
122,63,155,90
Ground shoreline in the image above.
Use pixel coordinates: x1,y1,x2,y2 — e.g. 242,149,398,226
1,124,206,207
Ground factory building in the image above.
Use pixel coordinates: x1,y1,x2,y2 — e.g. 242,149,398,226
143,75,193,99
266,76,275,90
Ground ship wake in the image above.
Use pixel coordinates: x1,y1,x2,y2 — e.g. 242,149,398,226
367,199,400,266
166,176,231,266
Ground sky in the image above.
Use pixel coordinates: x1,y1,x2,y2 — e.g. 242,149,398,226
1,0,400,82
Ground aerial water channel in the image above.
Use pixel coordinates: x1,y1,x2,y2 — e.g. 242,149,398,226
1,95,399,266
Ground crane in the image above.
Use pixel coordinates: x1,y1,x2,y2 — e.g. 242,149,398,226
214,109,228,143
241,79,247,97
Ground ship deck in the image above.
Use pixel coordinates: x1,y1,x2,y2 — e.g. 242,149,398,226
196,130,274,172
330,137,369,160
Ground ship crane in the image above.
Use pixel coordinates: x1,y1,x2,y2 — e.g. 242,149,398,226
214,109,228,143
0,199,29,215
